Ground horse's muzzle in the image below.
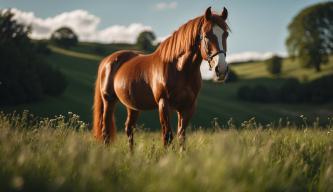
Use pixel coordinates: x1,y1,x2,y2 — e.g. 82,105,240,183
215,65,229,82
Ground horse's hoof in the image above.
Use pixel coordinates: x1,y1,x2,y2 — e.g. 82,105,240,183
165,132,173,144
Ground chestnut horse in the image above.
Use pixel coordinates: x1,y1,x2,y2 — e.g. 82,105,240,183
93,7,230,149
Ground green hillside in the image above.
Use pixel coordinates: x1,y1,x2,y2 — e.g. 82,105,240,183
3,43,333,129
232,57,333,80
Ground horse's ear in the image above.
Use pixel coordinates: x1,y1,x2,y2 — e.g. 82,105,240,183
221,7,228,20
205,7,212,21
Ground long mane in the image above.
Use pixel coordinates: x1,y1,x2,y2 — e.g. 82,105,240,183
156,16,204,63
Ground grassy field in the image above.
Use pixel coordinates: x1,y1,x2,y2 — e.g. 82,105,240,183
2,43,333,129
232,57,333,81
0,111,332,191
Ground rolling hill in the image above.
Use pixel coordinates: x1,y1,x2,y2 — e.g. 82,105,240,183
3,42,333,129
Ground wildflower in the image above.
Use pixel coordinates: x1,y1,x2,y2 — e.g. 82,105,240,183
12,176,24,190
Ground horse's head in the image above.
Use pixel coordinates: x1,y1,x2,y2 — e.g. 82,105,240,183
200,7,230,81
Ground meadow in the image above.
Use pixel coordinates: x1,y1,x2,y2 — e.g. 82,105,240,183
3,43,333,129
0,111,332,191
1,3,332,191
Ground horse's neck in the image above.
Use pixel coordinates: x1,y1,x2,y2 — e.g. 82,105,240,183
154,17,204,73
151,46,203,80
177,50,202,72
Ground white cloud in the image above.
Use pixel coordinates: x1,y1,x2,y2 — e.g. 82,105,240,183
10,8,152,43
155,35,169,44
93,23,152,43
154,2,178,11
226,51,287,63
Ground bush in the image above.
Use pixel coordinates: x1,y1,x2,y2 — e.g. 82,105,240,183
36,64,67,96
266,55,283,75
252,85,274,102
278,78,305,103
304,75,333,103
51,27,78,48
237,85,274,102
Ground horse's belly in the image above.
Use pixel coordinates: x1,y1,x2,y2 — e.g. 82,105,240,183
114,78,157,110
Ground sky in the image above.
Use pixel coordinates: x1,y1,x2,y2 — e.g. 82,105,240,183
0,0,325,64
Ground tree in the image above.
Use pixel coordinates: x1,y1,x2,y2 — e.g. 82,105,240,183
286,2,333,72
51,27,78,48
265,55,282,76
136,31,156,52
0,9,30,46
0,10,67,106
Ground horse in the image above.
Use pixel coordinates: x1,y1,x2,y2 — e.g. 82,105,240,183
93,7,230,149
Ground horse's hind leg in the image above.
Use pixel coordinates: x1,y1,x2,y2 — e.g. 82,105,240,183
100,61,118,144
125,108,140,151
101,96,117,144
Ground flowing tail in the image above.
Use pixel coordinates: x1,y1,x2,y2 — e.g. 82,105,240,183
93,70,103,140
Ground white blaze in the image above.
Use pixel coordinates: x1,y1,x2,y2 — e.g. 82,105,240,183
212,25,228,74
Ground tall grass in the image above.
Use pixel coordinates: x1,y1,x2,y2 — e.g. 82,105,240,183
0,111,332,192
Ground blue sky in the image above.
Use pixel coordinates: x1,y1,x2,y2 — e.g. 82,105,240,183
0,0,325,55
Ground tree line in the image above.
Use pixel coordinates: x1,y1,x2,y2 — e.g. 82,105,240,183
237,74,333,103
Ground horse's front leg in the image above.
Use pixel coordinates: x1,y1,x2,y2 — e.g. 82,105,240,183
177,106,195,150
158,98,173,147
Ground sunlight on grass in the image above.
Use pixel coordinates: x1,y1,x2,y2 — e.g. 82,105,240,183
48,45,102,61
232,56,333,81
0,111,332,191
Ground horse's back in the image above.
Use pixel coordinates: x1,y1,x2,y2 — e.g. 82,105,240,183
100,50,141,70
98,50,141,100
